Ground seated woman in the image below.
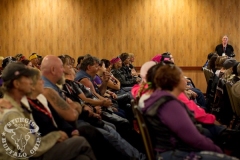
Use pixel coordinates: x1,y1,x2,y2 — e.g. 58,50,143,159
101,59,121,91
214,56,228,78
94,59,133,113
111,56,141,88
142,64,237,160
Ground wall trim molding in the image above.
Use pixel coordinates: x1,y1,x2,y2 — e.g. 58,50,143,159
135,66,202,71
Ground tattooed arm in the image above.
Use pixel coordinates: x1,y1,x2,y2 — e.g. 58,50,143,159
43,88,78,121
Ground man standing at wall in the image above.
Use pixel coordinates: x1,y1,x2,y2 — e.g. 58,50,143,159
215,35,235,57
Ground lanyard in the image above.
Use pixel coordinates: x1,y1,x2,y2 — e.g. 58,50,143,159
27,98,53,120
223,46,226,52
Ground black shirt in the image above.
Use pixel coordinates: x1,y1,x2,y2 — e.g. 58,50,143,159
215,44,234,57
30,99,74,137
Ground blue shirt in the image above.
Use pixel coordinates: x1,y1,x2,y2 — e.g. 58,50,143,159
75,70,100,94
42,76,66,100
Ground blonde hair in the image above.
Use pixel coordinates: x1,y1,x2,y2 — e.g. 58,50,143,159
223,68,233,82
128,53,134,57
215,56,228,70
31,68,41,85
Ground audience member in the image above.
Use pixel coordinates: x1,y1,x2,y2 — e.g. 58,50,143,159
76,56,85,70
15,53,26,61
128,53,138,77
222,59,238,81
29,53,40,69
203,52,215,68
21,59,33,68
101,59,121,91
24,68,96,160
215,56,228,77
61,57,145,160
41,55,135,159
111,56,141,88
143,64,237,159
0,63,96,160
207,53,219,73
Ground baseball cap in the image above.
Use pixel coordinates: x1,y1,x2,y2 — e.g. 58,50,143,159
2,62,36,82
223,59,238,69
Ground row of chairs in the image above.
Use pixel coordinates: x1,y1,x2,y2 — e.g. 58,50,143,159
203,68,240,128
133,69,240,159
226,82,240,129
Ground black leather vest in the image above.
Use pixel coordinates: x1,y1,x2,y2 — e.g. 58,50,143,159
144,95,203,152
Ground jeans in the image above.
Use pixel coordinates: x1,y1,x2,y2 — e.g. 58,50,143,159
31,137,96,160
159,150,238,160
191,88,207,110
77,120,146,160
202,124,226,140
97,123,146,160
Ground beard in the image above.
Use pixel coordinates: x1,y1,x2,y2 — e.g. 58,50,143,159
56,75,65,89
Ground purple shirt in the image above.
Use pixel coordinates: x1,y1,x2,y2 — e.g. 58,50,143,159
93,75,102,85
0,77,3,86
143,89,222,153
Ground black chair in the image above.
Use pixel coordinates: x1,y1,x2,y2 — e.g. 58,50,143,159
131,100,156,160
203,68,214,84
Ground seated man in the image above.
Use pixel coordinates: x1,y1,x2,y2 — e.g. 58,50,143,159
26,68,117,160
0,62,95,160
41,55,145,160
74,55,130,119
61,55,145,159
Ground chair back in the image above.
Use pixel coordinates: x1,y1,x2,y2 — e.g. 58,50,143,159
203,68,209,83
226,82,236,114
230,85,240,117
131,100,156,160
206,68,214,83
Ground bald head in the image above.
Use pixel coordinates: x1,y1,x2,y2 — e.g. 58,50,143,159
222,35,228,45
41,55,64,84
41,55,61,72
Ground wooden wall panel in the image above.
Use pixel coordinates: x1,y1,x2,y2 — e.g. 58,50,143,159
0,0,240,90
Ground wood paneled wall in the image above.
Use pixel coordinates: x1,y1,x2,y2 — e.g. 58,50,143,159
0,0,240,91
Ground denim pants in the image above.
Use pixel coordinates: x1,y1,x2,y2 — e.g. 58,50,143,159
77,120,146,160
190,88,207,110
202,124,226,140
159,150,238,160
97,123,146,160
